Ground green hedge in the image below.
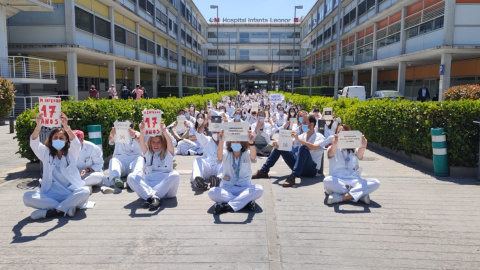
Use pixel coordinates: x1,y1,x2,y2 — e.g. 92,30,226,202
272,91,480,167
158,86,217,96
293,86,340,96
15,91,238,162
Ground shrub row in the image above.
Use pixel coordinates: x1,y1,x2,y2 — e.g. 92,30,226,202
293,86,340,96
158,86,217,97
273,91,480,167
15,91,238,162
444,84,480,101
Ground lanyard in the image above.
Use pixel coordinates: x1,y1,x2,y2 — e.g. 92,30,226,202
341,150,351,169
232,152,243,180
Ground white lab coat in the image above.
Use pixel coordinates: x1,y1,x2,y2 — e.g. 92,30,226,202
208,150,263,211
107,136,144,186
77,140,105,186
190,131,223,183
323,149,380,202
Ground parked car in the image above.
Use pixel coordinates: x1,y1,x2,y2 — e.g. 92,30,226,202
340,86,366,100
370,90,404,101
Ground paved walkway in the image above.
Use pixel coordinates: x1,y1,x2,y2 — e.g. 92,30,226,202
0,123,479,269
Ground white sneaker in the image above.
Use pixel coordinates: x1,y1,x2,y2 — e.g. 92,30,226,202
87,186,93,195
67,207,76,217
359,195,371,205
30,209,47,220
327,194,343,205
101,186,115,194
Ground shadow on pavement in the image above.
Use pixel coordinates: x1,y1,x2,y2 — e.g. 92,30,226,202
11,210,87,244
271,175,324,188
124,197,178,218
323,193,382,214
208,205,264,224
5,170,38,182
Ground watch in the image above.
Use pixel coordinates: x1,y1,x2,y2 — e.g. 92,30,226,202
249,143,255,146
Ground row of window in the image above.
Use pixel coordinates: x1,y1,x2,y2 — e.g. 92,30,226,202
207,49,300,57
208,32,300,39
75,7,111,39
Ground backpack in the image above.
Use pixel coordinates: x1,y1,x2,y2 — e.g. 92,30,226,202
143,90,149,99
120,89,130,99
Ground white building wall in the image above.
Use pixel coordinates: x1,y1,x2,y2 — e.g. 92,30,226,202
405,29,444,54
453,4,480,45
8,26,66,44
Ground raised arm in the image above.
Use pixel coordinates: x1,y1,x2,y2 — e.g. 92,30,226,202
138,120,148,155
216,130,224,163
356,135,367,160
31,112,43,140
162,123,175,155
327,134,339,158
248,130,256,161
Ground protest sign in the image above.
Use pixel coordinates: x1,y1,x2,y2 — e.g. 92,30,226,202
323,107,333,120
269,93,283,103
278,130,293,151
209,116,223,132
114,121,131,143
142,109,162,135
223,122,250,141
251,102,259,112
39,97,61,127
337,130,363,149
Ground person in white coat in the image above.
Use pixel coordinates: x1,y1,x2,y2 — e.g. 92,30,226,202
106,122,144,190
208,129,263,214
176,114,205,156
72,130,105,192
324,124,380,204
23,112,90,220
272,106,287,133
127,121,180,210
191,114,223,190
250,110,273,156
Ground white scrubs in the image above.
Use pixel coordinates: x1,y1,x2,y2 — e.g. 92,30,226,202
127,150,179,200
107,136,144,186
190,132,223,184
77,140,105,186
208,150,263,211
323,149,380,202
23,136,90,213
176,128,204,156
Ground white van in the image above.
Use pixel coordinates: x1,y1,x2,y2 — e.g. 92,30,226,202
340,86,366,101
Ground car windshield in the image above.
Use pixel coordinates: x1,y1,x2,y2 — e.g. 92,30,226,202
382,91,402,98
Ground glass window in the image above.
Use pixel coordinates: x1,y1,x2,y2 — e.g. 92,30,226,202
94,17,110,39
156,9,168,26
208,32,217,38
75,7,94,33
250,32,268,39
126,30,137,48
157,45,162,57
114,25,126,44
434,16,444,29
163,48,168,59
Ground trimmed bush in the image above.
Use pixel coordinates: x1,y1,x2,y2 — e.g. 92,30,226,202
444,84,480,101
15,91,238,162
0,77,16,120
293,86,340,96
158,86,217,97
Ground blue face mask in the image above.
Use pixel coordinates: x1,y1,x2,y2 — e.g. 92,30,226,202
302,124,310,133
298,117,303,123
52,140,65,150
259,117,265,122
231,143,242,152
279,111,284,115
185,112,190,117
235,114,241,120
154,149,162,155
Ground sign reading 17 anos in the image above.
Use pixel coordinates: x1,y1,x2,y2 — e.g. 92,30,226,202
210,17,292,23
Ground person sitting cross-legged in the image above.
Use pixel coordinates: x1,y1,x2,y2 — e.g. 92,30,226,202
252,114,330,187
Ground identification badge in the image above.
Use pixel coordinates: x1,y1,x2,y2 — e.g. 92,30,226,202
354,167,363,175
85,157,91,165
223,175,231,181
146,166,153,174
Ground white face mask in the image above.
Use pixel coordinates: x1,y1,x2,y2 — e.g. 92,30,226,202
290,112,295,116
201,110,205,114
212,133,218,141
190,107,194,111
325,120,332,125
197,118,204,124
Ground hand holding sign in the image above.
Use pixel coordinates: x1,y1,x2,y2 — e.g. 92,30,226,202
39,97,61,127
323,107,333,120
337,130,363,149
278,130,293,151
114,121,132,143
142,109,162,136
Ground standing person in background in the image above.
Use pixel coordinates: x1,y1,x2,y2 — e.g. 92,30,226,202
417,84,430,102
120,85,130,100
89,85,99,99
141,87,149,99
107,84,117,99
132,84,143,101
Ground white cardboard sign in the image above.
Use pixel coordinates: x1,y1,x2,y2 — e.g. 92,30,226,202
114,121,131,143
39,97,61,127
223,122,250,142
142,109,162,136
278,130,293,151
337,130,363,149
323,107,333,120
251,102,259,112
209,116,223,132
269,94,284,103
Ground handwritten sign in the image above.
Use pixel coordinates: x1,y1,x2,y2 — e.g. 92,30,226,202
209,116,223,132
337,130,363,149
323,107,333,120
114,121,131,143
176,115,186,124
289,118,298,126
251,102,259,113
269,94,284,103
278,130,293,151
142,109,162,136
223,122,250,142
39,97,61,127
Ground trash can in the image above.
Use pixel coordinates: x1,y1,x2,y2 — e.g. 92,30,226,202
431,128,449,177
87,125,102,147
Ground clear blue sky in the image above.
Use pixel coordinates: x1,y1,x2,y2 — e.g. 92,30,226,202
193,0,317,23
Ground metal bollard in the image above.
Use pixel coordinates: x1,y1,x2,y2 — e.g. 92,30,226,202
87,125,102,147
317,119,326,175
431,128,449,177
9,116,14,133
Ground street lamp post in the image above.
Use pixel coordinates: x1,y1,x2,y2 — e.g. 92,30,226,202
210,5,219,93
201,43,214,96
302,43,313,97
292,5,303,93
224,33,231,90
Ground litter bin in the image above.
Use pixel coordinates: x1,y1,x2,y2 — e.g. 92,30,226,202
431,128,449,177
317,119,326,175
87,125,102,147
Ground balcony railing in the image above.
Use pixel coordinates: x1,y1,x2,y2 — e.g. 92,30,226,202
0,56,56,81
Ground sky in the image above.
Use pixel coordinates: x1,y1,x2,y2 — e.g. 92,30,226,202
193,0,318,23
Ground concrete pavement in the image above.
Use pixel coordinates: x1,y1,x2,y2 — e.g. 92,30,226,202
0,123,479,269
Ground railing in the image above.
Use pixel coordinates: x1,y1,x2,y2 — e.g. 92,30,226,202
0,56,56,81
10,95,70,118
35,0,53,5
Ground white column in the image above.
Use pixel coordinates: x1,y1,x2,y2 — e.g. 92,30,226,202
397,61,407,96
67,52,78,101
135,22,140,60
109,6,115,54
444,0,456,46
64,0,76,45
0,5,8,78
400,7,407,55
439,53,452,101
371,66,378,96
152,69,158,98
353,32,358,65
108,60,115,88
134,66,140,86
353,70,359,85
372,23,378,61
166,72,171,86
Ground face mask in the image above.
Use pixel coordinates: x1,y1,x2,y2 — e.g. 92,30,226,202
190,107,194,111
185,112,190,117
298,117,303,123
302,124,310,133
231,143,242,152
212,133,218,141
201,110,205,114
297,106,301,109
279,111,284,115
326,120,332,125
208,108,213,112
197,118,204,124
289,103,292,106
155,149,162,155
52,140,65,150
235,115,241,120
290,112,295,116
259,117,265,122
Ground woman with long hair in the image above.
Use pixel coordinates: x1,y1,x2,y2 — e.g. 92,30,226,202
127,121,179,210
24,112,90,220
